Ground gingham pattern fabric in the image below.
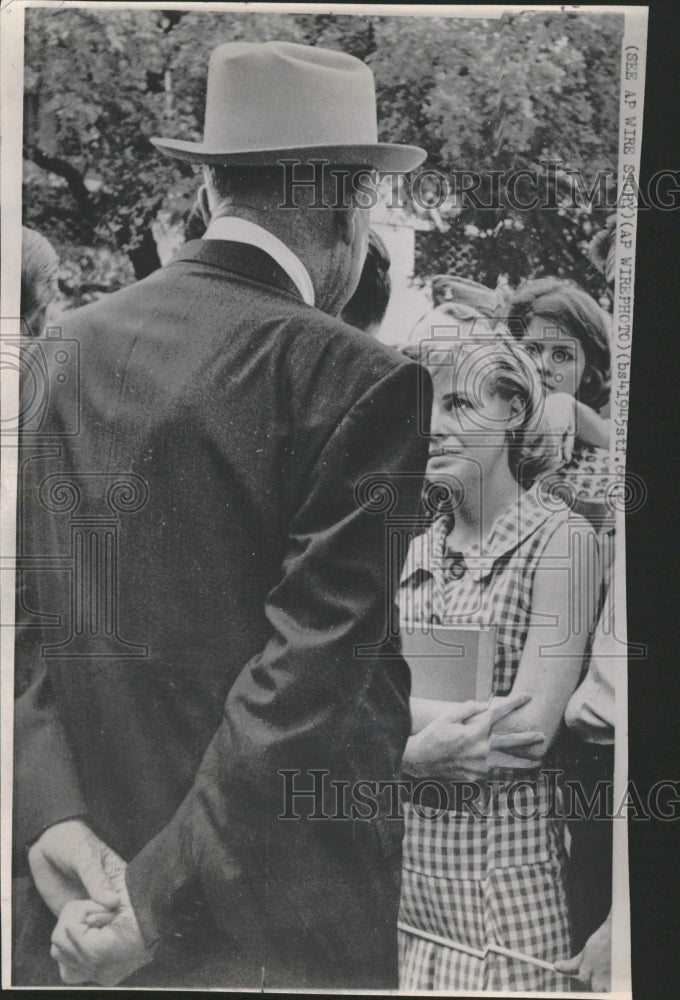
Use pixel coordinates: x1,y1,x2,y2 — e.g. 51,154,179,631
397,483,574,991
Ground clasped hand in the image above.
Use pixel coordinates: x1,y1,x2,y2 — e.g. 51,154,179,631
404,692,544,780
28,819,152,985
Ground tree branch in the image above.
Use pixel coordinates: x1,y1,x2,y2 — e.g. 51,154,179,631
25,146,96,221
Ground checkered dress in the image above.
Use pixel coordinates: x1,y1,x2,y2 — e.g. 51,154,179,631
397,482,574,991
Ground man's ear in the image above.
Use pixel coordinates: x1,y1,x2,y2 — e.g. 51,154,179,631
198,185,211,227
333,207,356,247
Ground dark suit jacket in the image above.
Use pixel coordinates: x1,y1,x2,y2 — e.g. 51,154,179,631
13,239,431,988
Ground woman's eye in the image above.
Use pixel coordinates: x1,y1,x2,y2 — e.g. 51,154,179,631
441,396,468,412
525,342,541,356
552,348,573,364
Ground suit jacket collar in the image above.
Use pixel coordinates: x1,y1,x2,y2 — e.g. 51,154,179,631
168,239,305,303
203,217,315,306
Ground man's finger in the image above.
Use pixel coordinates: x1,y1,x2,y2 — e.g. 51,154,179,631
77,839,120,909
488,692,532,725
58,960,91,985
50,939,88,976
86,909,118,928
63,914,103,965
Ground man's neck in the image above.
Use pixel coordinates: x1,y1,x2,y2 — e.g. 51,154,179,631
204,214,316,307
210,208,305,264
208,208,341,315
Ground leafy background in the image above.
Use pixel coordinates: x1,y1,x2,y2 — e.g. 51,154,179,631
22,8,623,311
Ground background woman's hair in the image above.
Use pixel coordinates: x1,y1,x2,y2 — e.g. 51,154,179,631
506,277,611,411
430,274,507,318
402,303,557,489
21,226,59,330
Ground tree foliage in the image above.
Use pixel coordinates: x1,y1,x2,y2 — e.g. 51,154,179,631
22,8,623,307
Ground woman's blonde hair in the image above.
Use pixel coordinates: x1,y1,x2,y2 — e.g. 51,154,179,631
402,304,555,488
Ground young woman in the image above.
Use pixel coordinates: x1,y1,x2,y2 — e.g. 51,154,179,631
397,308,598,991
507,278,612,502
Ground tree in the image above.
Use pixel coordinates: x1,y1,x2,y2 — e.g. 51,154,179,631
22,8,623,306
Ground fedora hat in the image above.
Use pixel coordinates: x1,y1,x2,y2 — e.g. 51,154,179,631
152,41,426,172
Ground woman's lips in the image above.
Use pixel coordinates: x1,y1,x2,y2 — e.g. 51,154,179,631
427,451,463,467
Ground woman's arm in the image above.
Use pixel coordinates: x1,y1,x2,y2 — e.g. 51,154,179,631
410,696,478,734
541,393,610,456
490,518,598,761
403,693,541,779
575,400,610,449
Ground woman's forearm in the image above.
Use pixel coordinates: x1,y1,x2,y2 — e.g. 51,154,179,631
410,696,454,734
575,401,610,449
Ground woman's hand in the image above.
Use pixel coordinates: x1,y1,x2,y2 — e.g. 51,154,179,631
403,692,544,780
541,392,576,464
543,391,611,453
555,910,612,991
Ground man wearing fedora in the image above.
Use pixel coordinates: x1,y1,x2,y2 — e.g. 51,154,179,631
13,41,429,988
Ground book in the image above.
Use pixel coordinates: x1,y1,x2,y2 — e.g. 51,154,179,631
399,623,497,702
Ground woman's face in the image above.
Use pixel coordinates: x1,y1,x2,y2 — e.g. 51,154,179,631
523,316,586,398
426,364,516,487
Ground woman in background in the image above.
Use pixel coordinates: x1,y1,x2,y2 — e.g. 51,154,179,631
340,229,391,338
507,278,611,503
21,226,59,337
397,308,598,991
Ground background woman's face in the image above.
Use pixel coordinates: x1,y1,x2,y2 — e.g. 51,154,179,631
524,316,586,398
426,366,515,486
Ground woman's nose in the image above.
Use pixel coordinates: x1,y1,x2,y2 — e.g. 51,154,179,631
431,409,456,437
536,344,551,372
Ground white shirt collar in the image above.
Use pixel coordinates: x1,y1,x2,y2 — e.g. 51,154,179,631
202,216,315,307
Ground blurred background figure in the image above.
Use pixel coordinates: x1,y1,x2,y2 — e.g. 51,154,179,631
555,530,617,992
430,274,507,318
405,275,507,347
588,213,617,307
507,278,612,508
21,226,59,337
341,229,391,337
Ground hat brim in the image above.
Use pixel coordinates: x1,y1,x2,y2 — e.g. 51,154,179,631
151,137,426,173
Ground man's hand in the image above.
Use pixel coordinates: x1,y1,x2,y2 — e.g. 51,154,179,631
403,693,544,780
27,819,122,917
554,911,612,991
50,858,153,986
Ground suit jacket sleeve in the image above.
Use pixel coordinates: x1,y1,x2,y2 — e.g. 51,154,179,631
13,669,89,870
125,360,431,949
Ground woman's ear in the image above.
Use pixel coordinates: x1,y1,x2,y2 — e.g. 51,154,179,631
334,207,356,247
507,394,526,429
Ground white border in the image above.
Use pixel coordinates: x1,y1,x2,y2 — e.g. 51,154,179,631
0,4,649,995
